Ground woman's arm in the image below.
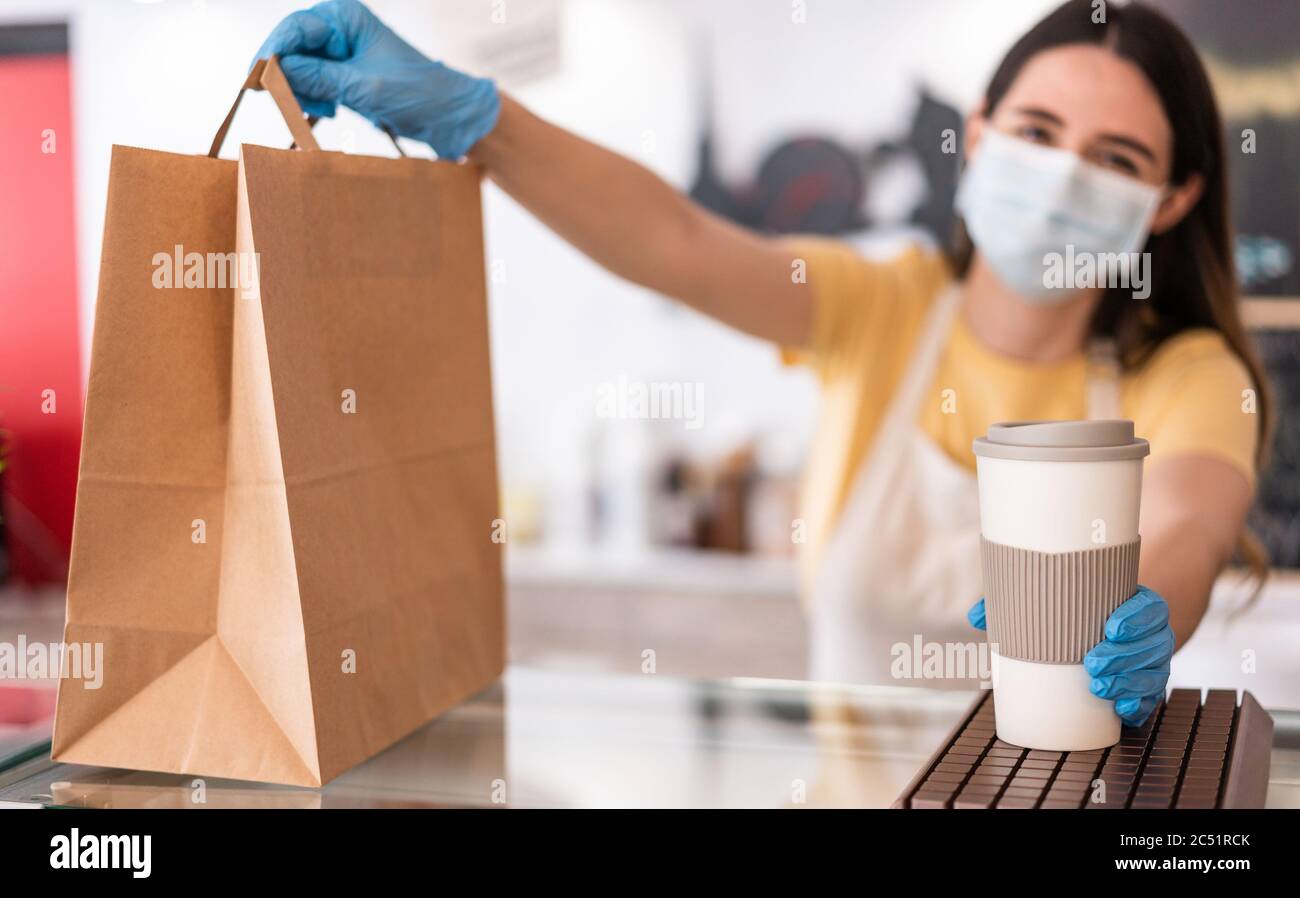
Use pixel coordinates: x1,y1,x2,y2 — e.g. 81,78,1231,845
470,95,812,345
256,2,813,347
1137,455,1254,647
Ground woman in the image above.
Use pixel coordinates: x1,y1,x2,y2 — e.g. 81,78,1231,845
257,0,1268,725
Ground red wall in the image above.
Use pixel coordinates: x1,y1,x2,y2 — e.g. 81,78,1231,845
0,52,82,583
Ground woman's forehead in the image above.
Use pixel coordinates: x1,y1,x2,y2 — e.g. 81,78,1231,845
994,44,1173,159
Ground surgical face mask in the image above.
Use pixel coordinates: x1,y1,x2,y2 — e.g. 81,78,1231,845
955,129,1163,304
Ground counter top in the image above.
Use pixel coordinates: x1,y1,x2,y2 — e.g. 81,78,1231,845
2,667,1297,809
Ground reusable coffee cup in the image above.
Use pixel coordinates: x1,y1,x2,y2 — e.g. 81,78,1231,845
972,420,1149,751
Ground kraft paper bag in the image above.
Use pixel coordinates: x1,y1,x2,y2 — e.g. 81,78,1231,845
52,58,504,787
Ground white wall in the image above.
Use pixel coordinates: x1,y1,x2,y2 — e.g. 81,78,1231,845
1,0,1061,528
705,0,1064,179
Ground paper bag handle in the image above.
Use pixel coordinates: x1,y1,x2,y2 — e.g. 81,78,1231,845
209,56,320,158
209,55,407,158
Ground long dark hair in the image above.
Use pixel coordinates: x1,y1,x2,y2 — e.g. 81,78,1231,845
953,0,1272,578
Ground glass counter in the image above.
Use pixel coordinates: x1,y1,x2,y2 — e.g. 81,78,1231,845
1,667,1296,809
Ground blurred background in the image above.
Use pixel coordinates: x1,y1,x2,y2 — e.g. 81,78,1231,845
1,0,1298,745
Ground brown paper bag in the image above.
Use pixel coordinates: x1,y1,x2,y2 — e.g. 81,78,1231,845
52,58,504,787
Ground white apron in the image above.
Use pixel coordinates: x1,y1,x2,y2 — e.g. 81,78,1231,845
808,285,1120,686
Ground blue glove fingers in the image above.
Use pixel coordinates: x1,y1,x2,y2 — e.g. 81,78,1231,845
1104,586,1169,642
254,0,499,157
1083,625,1175,677
312,0,381,47
1113,693,1162,727
279,56,355,105
253,10,339,68
967,597,987,631
293,97,338,120
1089,665,1169,702
254,7,353,117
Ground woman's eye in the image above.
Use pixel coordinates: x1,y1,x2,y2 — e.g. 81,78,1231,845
1095,150,1141,176
1015,124,1054,144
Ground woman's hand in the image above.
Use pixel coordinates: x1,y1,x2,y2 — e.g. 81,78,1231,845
967,586,1175,727
257,3,811,346
1082,587,1175,727
254,0,500,159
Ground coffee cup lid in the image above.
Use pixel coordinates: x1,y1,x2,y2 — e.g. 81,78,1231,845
972,420,1150,462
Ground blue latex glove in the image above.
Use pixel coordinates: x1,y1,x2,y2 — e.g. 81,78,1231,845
253,0,500,159
967,586,1174,727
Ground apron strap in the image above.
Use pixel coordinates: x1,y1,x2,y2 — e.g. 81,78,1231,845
867,284,963,449
810,284,960,579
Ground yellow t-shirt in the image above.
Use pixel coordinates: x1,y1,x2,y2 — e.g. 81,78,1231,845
785,238,1258,576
